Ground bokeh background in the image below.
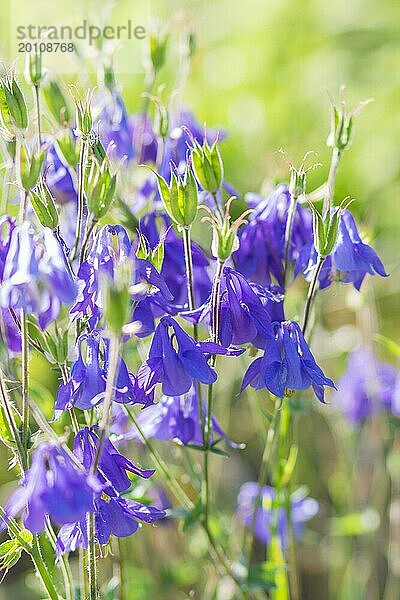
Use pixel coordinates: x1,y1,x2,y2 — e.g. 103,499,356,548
1,0,400,598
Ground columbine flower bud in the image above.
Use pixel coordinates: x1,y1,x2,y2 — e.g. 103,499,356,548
25,49,45,87
151,161,198,228
149,33,168,74
0,68,28,139
86,152,116,221
56,130,79,167
20,145,45,191
29,178,59,230
43,80,71,126
201,197,252,262
188,132,224,195
136,231,165,273
307,197,353,258
69,86,94,138
327,86,373,153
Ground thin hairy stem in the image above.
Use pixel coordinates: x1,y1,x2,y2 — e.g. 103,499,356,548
71,138,88,261
302,254,325,336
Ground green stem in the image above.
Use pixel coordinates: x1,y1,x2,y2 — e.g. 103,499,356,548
0,369,27,471
323,147,341,216
34,84,42,149
20,309,29,454
302,254,324,336
30,536,61,600
87,512,97,600
79,219,97,266
91,334,120,473
283,193,298,289
245,401,281,579
45,518,74,600
182,227,207,452
125,406,193,510
71,137,87,261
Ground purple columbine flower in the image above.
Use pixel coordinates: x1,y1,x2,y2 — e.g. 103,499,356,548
55,331,141,417
0,223,77,329
184,267,272,348
56,495,165,554
98,90,135,161
334,346,398,425
71,224,171,330
0,217,21,352
135,316,243,402
295,210,388,291
130,385,240,447
237,483,318,548
1,442,100,534
233,185,313,287
74,427,154,491
241,320,335,402
56,428,165,554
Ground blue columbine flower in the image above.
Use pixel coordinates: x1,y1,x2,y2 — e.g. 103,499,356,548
55,331,141,417
1,442,100,534
237,482,318,548
56,495,165,554
74,427,154,491
56,428,165,554
130,385,240,447
241,320,335,402
184,267,272,348
334,346,398,425
0,222,77,329
71,224,172,331
295,210,388,291
233,185,312,287
0,216,21,352
135,316,243,402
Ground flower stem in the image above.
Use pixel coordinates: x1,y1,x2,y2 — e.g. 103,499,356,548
203,259,224,530
283,193,298,289
323,147,341,216
20,309,29,454
92,334,120,473
30,535,61,600
302,254,324,336
0,368,27,471
71,137,88,262
245,400,281,579
182,226,207,451
34,84,42,149
87,512,98,600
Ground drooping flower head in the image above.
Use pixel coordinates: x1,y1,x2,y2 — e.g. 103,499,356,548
135,315,243,403
334,346,398,424
0,222,77,328
237,483,318,548
184,267,272,348
54,331,141,418
241,320,335,402
131,385,240,447
295,210,388,291
233,185,312,287
71,224,171,330
56,428,165,554
2,442,100,534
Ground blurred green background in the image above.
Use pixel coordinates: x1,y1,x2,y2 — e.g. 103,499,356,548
1,0,400,598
